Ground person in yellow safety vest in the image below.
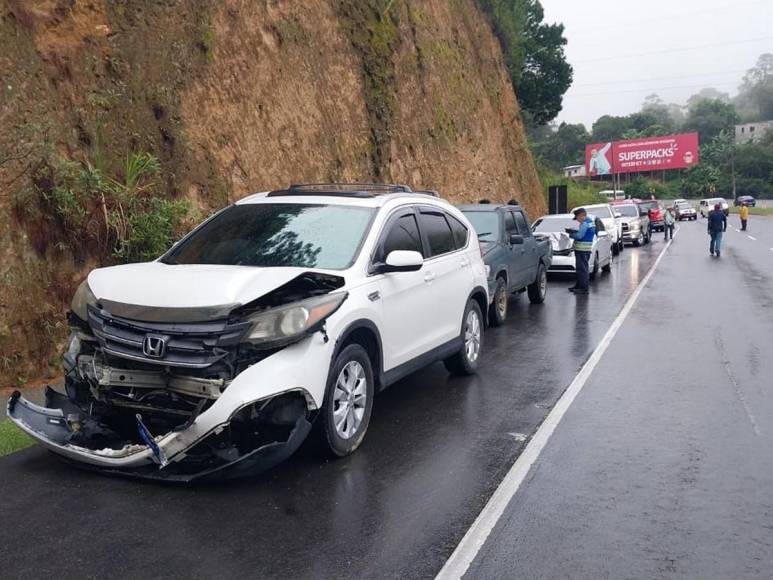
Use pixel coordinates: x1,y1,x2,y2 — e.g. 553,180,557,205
739,203,750,231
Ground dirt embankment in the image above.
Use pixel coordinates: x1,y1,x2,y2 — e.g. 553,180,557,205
0,0,543,385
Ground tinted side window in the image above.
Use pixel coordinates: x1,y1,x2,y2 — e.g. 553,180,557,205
420,211,456,257
447,214,469,249
513,211,530,235
382,213,424,259
504,211,517,234
595,218,606,232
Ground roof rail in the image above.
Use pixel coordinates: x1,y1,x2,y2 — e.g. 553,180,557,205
266,183,414,198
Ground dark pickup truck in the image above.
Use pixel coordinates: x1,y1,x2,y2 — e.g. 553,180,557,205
459,203,552,326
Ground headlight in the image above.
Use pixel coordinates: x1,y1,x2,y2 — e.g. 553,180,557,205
629,223,640,230
71,280,97,321
243,292,348,347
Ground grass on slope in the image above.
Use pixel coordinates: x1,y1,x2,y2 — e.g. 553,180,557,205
728,206,773,216
0,419,34,457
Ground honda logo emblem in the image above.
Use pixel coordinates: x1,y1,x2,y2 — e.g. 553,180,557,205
142,335,168,359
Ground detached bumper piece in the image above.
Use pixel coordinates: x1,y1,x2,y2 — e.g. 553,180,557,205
7,388,311,483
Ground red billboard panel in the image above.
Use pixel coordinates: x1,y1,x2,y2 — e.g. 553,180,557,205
586,133,700,176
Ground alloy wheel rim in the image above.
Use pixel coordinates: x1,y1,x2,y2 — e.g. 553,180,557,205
464,309,481,363
333,361,367,440
539,269,547,297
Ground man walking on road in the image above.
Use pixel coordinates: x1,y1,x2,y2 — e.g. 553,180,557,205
708,203,727,257
663,206,675,241
739,202,749,231
567,208,595,295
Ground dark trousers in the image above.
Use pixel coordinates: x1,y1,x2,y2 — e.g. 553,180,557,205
664,224,674,240
741,219,748,231
575,251,591,290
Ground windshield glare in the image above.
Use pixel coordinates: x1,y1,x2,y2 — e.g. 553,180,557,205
163,203,375,269
462,211,500,243
533,217,576,233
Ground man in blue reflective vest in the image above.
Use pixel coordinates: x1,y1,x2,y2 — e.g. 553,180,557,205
567,208,596,295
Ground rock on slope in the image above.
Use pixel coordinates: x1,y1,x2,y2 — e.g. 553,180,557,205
0,0,543,384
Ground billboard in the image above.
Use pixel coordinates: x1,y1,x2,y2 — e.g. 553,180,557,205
586,133,700,176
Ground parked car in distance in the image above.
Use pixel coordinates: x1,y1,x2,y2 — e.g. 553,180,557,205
459,203,552,326
699,197,729,217
735,195,756,207
674,201,697,221
9,183,490,481
610,201,650,246
570,203,624,255
637,199,665,232
532,214,613,280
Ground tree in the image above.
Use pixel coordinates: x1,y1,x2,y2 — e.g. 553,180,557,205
531,122,589,169
686,87,731,109
683,99,739,144
476,0,572,125
735,53,773,121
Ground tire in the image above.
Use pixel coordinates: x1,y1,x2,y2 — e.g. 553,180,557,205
602,257,612,273
633,231,643,247
488,277,508,327
612,236,620,255
618,239,624,253
527,264,547,304
590,253,599,281
319,343,375,457
444,299,483,376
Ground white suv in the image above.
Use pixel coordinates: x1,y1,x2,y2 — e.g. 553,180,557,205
8,184,489,481
571,203,624,255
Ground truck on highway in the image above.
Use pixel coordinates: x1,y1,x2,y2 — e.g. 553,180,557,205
459,203,552,326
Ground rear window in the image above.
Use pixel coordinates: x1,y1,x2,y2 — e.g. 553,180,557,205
637,201,658,211
420,211,456,256
447,214,470,249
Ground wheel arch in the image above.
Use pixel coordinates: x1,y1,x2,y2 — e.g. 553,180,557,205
333,319,385,391
468,286,489,328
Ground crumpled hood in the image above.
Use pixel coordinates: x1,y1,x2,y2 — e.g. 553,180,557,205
88,262,320,311
539,232,574,252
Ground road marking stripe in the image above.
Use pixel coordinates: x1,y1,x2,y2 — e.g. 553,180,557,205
748,235,757,240
735,228,740,233
436,233,675,580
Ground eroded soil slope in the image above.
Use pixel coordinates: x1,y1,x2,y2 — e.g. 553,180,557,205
0,0,543,385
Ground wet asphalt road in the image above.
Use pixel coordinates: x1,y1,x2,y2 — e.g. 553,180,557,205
0,220,765,579
467,217,773,579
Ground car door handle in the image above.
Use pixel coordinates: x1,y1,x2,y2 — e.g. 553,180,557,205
424,272,436,283
460,258,470,268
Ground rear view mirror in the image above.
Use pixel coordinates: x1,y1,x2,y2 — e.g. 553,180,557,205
597,230,609,238
383,250,423,273
510,234,525,245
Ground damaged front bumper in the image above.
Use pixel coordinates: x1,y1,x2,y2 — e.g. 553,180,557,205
7,386,312,482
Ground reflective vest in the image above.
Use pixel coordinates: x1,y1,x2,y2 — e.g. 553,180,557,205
573,217,596,252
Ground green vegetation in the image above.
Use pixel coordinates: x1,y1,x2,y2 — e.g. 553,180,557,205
14,151,193,263
531,53,773,199
0,419,34,457
537,165,606,210
337,0,400,178
475,0,572,125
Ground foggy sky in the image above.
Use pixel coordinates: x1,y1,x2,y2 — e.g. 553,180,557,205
540,0,773,129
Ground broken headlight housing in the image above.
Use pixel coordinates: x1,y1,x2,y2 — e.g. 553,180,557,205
243,292,347,348
71,280,98,322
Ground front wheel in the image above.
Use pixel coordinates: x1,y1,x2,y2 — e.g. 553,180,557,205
488,277,508,327
527,264,547,304
633,232,643,247
319,344,375,457
444,300,483,376
612,237,620,255
590,253,599,281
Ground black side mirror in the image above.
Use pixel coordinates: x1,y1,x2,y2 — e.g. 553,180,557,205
510,234,525,245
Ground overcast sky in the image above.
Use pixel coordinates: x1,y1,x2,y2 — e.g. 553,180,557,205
540,0,773,129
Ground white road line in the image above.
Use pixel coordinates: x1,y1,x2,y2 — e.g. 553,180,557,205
748,235,757,240
735,228,741,233
436,234,675,580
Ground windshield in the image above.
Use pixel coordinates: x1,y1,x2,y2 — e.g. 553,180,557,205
533,217,576,233
162,203,375,269
677,202,692,209
462,211,500,243
708,198,727,206
585,206,611,218
616,205,639,218
637,201,659,211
